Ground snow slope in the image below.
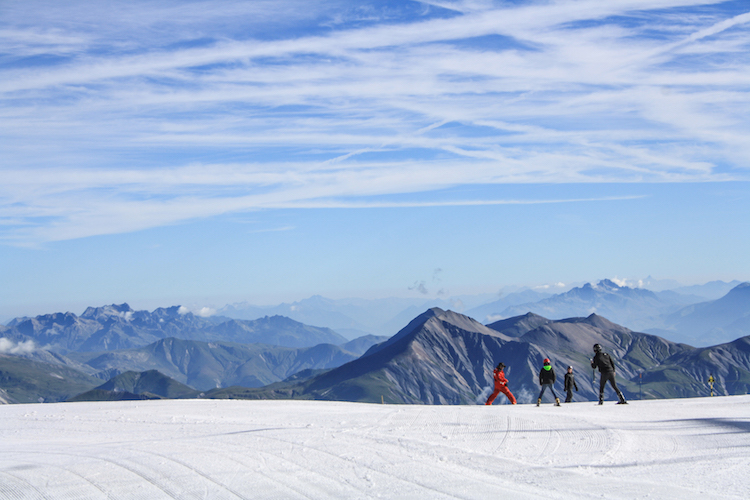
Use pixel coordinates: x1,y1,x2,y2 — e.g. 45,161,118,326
1,396,748,499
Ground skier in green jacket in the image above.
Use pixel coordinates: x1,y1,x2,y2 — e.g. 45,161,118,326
537,358,560,406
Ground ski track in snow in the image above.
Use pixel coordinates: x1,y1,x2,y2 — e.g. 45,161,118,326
1,396,749,499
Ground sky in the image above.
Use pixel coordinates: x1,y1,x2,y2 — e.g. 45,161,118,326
1,0,750,320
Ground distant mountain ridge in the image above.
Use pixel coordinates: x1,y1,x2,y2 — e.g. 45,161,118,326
652,282,750,346
212,280,742,340
464,289,553,323
66,336,384,391
3,303,348,353
5,278,741,348
474,280,748,346
70,370,198,401
498,279,710,332
218,294,499,338
671,280,743,299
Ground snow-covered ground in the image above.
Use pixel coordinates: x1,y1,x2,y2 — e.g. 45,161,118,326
1,396,748,499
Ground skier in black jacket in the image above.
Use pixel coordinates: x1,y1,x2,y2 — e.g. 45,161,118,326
537,358,560,406
591,344,627,405
564,366,578,403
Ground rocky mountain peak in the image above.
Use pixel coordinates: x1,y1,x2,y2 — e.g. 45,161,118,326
361,308,445,357
583,313,621,330
81,303,134,320
597,279,622,291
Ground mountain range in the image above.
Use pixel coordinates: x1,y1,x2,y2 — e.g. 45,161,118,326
2,281,750,405
3,303,347,353
4,305,750,405
213,279,745,345
496,279,697,330
3,278,745,347
650,282,750,346
217,294,500,338
232,308,750,404
0,332,387,403
0,302,389,402
68,336,379,390
485,280,750,346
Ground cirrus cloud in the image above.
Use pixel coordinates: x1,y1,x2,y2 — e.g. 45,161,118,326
1,0,749,245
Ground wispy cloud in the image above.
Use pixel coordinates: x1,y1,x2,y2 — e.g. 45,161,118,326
1,0,748,245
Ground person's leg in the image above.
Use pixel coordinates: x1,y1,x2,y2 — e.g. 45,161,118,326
500,386,516,404
486,387,501,405
537,384,547,405
538,384,547,400
565,389,573,402
598,375,607,403
608,373,627,403
549,385,561,406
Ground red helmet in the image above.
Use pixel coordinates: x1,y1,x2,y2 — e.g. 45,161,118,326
543,358,550,364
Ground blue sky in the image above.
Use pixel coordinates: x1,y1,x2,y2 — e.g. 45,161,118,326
1,0,749,319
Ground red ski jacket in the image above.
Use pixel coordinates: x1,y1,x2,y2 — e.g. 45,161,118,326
493,368,509,387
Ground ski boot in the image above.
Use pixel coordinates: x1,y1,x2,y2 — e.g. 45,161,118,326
617,394,628,405
555,398,561,407
536,398,541,407
598,399,603,405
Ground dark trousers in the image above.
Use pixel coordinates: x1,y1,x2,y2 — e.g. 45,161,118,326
599,371,625,402
538,383,558,401
565,389,574,402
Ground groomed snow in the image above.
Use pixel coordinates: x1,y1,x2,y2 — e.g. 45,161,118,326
1,396,749,499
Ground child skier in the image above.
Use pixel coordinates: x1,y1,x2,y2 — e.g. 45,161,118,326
537,358,560,406
564,365,578,402
485,362,517,405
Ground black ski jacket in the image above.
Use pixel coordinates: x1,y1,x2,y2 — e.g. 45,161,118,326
591,351,616,373
564,373,578,391
539,366,556,385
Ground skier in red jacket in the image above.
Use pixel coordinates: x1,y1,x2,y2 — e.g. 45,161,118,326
485,362,517,405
